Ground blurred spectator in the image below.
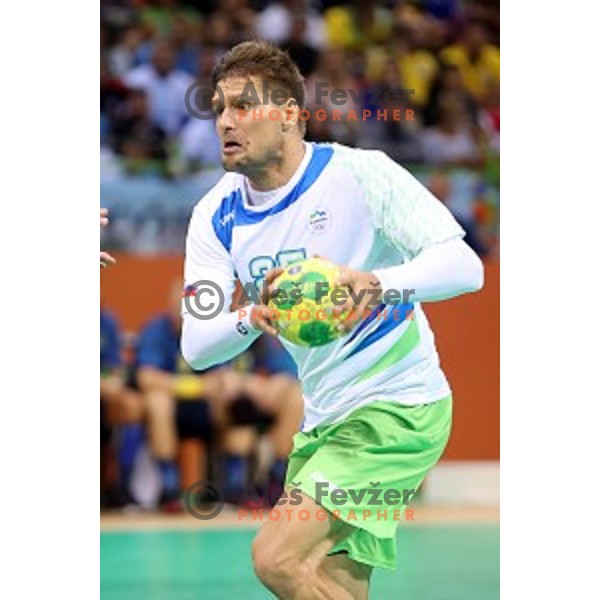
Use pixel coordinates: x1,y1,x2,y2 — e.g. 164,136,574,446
219,0,258,44
111,88,168,162
204,10,236,54
283,14,320,77
217,337,303,505
427,170,487,256
361,58,422,163
134,280,226,511
420,96,484,168
124,39,194,136
391,25,439,109
423,62,479,127
101,56,128,122
440,20,500,103
167,14,201,75
139,0,202,39
109,26,144,78
323,4,360,49
422,0,462,21
479,80,500,153
306,48,361,145
257,0,325,49
179,117,222,171
101,309,144,509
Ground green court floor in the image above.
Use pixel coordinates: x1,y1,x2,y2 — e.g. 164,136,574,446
101,525,499,599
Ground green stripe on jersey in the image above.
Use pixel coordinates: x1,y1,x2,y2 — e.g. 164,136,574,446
356,319,420,383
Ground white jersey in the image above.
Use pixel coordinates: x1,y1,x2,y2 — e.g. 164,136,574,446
183,142,465,431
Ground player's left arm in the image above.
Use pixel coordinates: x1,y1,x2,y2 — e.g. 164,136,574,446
334,151,483,327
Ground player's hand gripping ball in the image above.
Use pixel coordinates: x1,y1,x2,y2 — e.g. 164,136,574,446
267,257,351,347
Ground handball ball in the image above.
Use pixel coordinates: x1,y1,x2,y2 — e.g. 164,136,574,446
268,257,351,347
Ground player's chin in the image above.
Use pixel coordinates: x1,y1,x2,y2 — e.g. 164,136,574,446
221,152,246,172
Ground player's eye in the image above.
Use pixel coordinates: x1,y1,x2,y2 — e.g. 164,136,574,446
238,101,253,112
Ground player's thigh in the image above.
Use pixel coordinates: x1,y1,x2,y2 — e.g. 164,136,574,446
319,552,372,600
253,489,353,569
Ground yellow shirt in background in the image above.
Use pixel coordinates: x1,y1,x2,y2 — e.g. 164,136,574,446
440,44,500,100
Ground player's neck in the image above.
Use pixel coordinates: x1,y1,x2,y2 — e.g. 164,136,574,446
247,139,306,192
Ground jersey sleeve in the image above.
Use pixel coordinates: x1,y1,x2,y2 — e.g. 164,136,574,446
357,150,465,258
183,202,237,308
181,201,261,370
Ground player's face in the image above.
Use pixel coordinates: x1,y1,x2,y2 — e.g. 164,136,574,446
213,76,287,176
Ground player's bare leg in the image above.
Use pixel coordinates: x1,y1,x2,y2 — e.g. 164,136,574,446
317,552,372,600
252,490,366,599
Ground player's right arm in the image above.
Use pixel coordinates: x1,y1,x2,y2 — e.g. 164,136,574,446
180,203,265,371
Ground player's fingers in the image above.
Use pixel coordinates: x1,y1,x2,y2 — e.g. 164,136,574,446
335,267,353,287
261,268,284,301
101,252,116,263
251,306,279,336
100,252,116,267
265,266,284,283
257,317,278,337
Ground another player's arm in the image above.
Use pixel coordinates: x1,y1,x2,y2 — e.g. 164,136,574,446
180,205,266,370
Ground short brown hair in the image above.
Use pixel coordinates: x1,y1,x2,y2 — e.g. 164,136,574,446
211,41,306,110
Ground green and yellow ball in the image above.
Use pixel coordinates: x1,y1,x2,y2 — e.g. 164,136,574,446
268,257,350,347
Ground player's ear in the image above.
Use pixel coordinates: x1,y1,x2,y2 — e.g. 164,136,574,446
281,98,299,132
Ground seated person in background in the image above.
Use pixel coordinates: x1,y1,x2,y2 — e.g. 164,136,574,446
217,334,304,506
420,97,485,169
101,309,144,508
134,280,226,512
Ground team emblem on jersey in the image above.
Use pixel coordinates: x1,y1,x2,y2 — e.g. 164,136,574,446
307,208,331,234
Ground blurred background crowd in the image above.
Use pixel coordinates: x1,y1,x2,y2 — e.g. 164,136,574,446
100,0,499,513
101,282,304,512
101,0,499,256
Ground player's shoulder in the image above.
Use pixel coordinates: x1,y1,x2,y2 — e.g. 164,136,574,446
191,171,243,219
326,141,386,164
326,142,403,178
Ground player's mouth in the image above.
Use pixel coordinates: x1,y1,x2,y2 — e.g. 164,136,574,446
222,140,244,155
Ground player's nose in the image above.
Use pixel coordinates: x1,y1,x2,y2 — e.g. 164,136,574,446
219,106,237,131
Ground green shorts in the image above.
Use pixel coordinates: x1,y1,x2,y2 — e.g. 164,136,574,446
285,396,452,570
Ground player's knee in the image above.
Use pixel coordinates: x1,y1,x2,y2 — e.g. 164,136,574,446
251,536,276,586
251,536,303,593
